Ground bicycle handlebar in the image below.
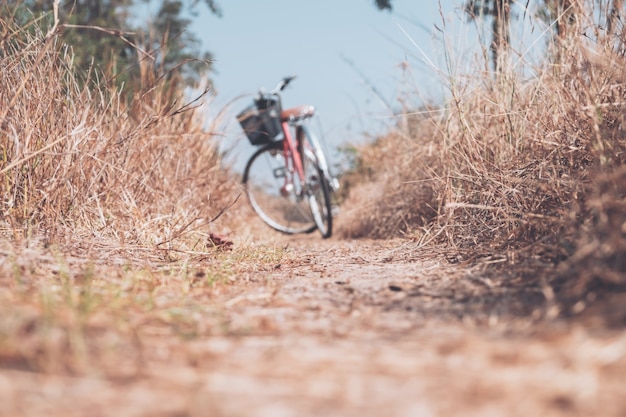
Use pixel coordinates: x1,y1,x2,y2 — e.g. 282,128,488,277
274,75,296,92
255,76,297,106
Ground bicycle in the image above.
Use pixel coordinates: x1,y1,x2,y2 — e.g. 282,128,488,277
237,76,339,238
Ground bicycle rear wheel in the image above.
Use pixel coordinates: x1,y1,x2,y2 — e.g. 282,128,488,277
299,128,333,238
242,142,317,235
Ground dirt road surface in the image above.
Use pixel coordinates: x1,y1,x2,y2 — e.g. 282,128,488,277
1,236,625,417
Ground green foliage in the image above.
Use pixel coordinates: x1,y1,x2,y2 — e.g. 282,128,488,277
374,0,392,11
2,0,220,94
65,0,136,87
149,0,215,86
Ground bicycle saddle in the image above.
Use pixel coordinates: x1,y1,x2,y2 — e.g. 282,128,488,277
280,105,315,123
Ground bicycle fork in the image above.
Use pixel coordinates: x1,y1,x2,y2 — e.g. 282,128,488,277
279,121,306,198
298,124,340,192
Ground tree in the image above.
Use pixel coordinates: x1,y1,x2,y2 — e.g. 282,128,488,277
4,0,221,92
607,0,623,36
541,0,578,40
147,0,216,87
540,0,623,41
464,0,511,73
372,0,512,73
374,0,392,11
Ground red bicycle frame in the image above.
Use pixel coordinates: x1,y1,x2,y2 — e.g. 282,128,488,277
280,121,306,194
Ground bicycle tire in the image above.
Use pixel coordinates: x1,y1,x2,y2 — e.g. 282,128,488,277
242,141,317,235
298,128,333,238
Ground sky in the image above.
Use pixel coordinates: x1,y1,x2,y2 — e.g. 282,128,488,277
187,0,545,169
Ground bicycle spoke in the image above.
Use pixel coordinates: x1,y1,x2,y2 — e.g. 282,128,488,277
243,143,316,235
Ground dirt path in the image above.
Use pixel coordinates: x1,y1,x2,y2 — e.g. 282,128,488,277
2,236,626,417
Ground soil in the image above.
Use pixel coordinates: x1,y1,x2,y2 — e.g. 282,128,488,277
1,235,626,417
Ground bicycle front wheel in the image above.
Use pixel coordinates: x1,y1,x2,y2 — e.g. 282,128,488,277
299,129,333,238
242,142,317,235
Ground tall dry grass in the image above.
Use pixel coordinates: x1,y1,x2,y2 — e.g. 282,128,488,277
0,9,260,376
338,1,625,312
0,11,239,258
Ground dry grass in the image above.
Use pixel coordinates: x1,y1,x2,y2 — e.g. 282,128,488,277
340,4,626,247
336,115,442,239
0,9,290,377
337,1,626,320
0,11,241,258
0,231,292,375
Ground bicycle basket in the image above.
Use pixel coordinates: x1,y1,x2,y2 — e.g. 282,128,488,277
237,96,282,145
